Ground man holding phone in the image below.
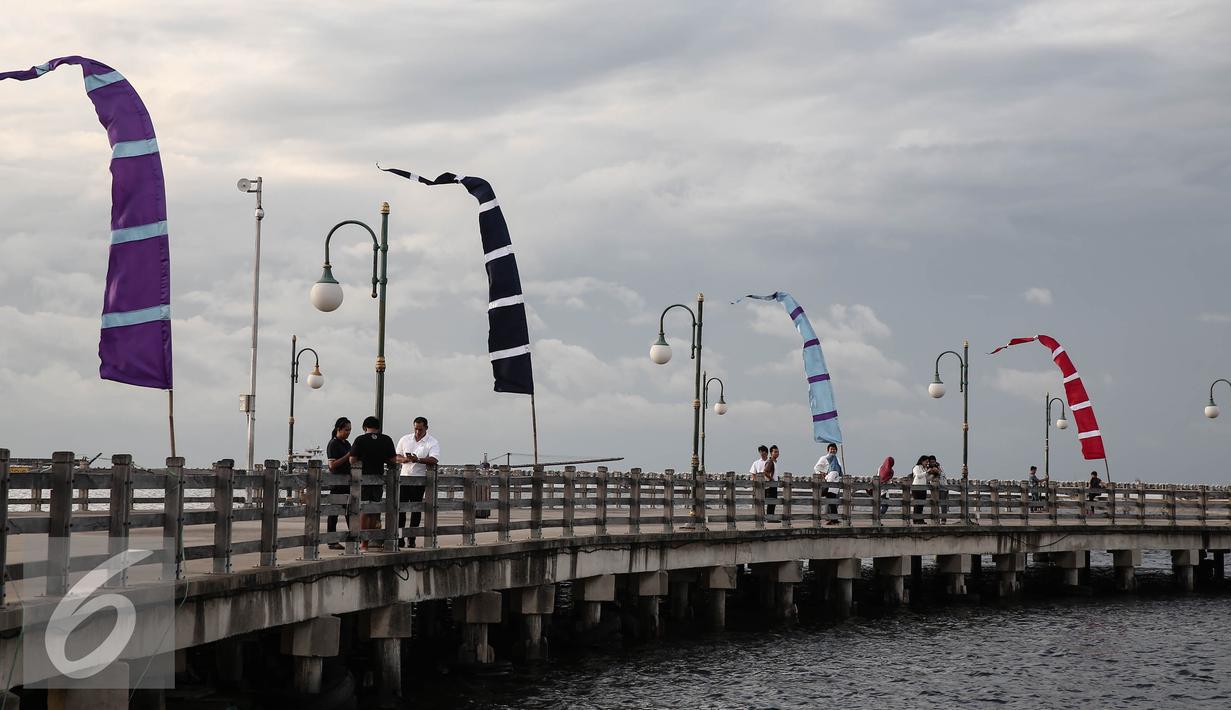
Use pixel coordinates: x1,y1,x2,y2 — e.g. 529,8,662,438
395,416,440,548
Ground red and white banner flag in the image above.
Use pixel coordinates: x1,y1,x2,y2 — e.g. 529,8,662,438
990,335,1106,460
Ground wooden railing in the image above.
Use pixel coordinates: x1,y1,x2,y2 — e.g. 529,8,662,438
2,448,1229,608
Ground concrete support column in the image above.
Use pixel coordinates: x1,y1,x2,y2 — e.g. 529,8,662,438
936,554,971,596
511,585,555,662
873,556,910,606
1172,550,1199,592
1054,551,1086,588
47,661,129,710
812,558,861,615
752,561,801,621
701,566,737,630
993,553,1026,597
1111,550,1141,592
668,573,695,623
454,592,502,664
280,616,341,695
576,574,615,631
215,637,245,689
362,602,413,702
1215,551,1227,581
634,571,668,639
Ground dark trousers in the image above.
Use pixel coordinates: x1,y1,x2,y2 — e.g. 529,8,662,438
398,485,425,536
824,490,839,520
912,490,927,524
326,484,350,533
766,486,778,516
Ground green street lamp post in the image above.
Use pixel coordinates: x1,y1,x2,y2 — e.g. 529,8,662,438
287,334,324,472
1205,378,1231,419
650,293,706,530
699,371,727,475
1045,391,1068,482
310,203,390,423
928,339,970,484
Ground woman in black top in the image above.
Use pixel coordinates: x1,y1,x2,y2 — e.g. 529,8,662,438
325,417,352,549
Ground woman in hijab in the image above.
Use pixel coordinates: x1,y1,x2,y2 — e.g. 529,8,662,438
877,457,895,516
911,455,929,524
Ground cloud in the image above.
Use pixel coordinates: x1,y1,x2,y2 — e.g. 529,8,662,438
989,368,1059,402
1023,287,1053,305
1197,312,1231,324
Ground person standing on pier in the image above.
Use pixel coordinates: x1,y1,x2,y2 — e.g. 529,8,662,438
911,455,929,524
814,443,843,525
749,445,769,479
1087,469,1105,514
396,416,440,548
347,416,398,551
1029,466,1042,512
325,417,352,550
764,445,780,518
877,456,895,516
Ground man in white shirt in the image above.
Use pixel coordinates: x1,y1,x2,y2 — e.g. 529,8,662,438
749,445,769,477
814,443,843,524
395,416,440,548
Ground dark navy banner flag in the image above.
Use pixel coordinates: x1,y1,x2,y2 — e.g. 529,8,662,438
1,56,173,389
380,167,534,395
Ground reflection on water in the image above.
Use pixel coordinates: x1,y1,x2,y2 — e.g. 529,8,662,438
416,559,1231,710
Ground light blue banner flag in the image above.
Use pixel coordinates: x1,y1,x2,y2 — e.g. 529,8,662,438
735,292,843,444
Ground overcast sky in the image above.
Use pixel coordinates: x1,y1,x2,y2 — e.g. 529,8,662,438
2,1,1230,482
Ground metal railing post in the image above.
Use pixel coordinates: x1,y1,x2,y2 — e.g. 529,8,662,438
725,471,737,530
384,461,400,552
663,470,675,533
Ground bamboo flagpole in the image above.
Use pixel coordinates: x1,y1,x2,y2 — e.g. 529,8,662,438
168,389,177,458
531,394,540,465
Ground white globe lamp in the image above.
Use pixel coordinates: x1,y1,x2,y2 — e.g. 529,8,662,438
649,333,672,365
310,265,344,312
714,399,728,415
306,365,324,390
928,378,946,399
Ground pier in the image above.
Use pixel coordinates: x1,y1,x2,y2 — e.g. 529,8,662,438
1,448,1230,707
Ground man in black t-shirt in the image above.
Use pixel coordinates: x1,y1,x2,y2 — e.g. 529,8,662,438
347,416,398,550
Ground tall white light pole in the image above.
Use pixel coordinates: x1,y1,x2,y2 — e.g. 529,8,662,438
238,177,264,485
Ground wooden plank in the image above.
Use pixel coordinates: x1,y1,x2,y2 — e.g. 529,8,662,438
781,474,793,528
629,468,642,534
462,464,477,546
563,466,576,538
0,448,8,605
530,465,544,540
384,461,401,552
754,472,765,529
212,459,235,574
595,466,608,536
47,451,75,596
259,459,279,567
498,465,512,543
107,454,133,587
663,470,674,534
302,459,321,561
424,464,439,549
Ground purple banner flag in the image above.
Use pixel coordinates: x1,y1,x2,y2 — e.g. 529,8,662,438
1,57,173,389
